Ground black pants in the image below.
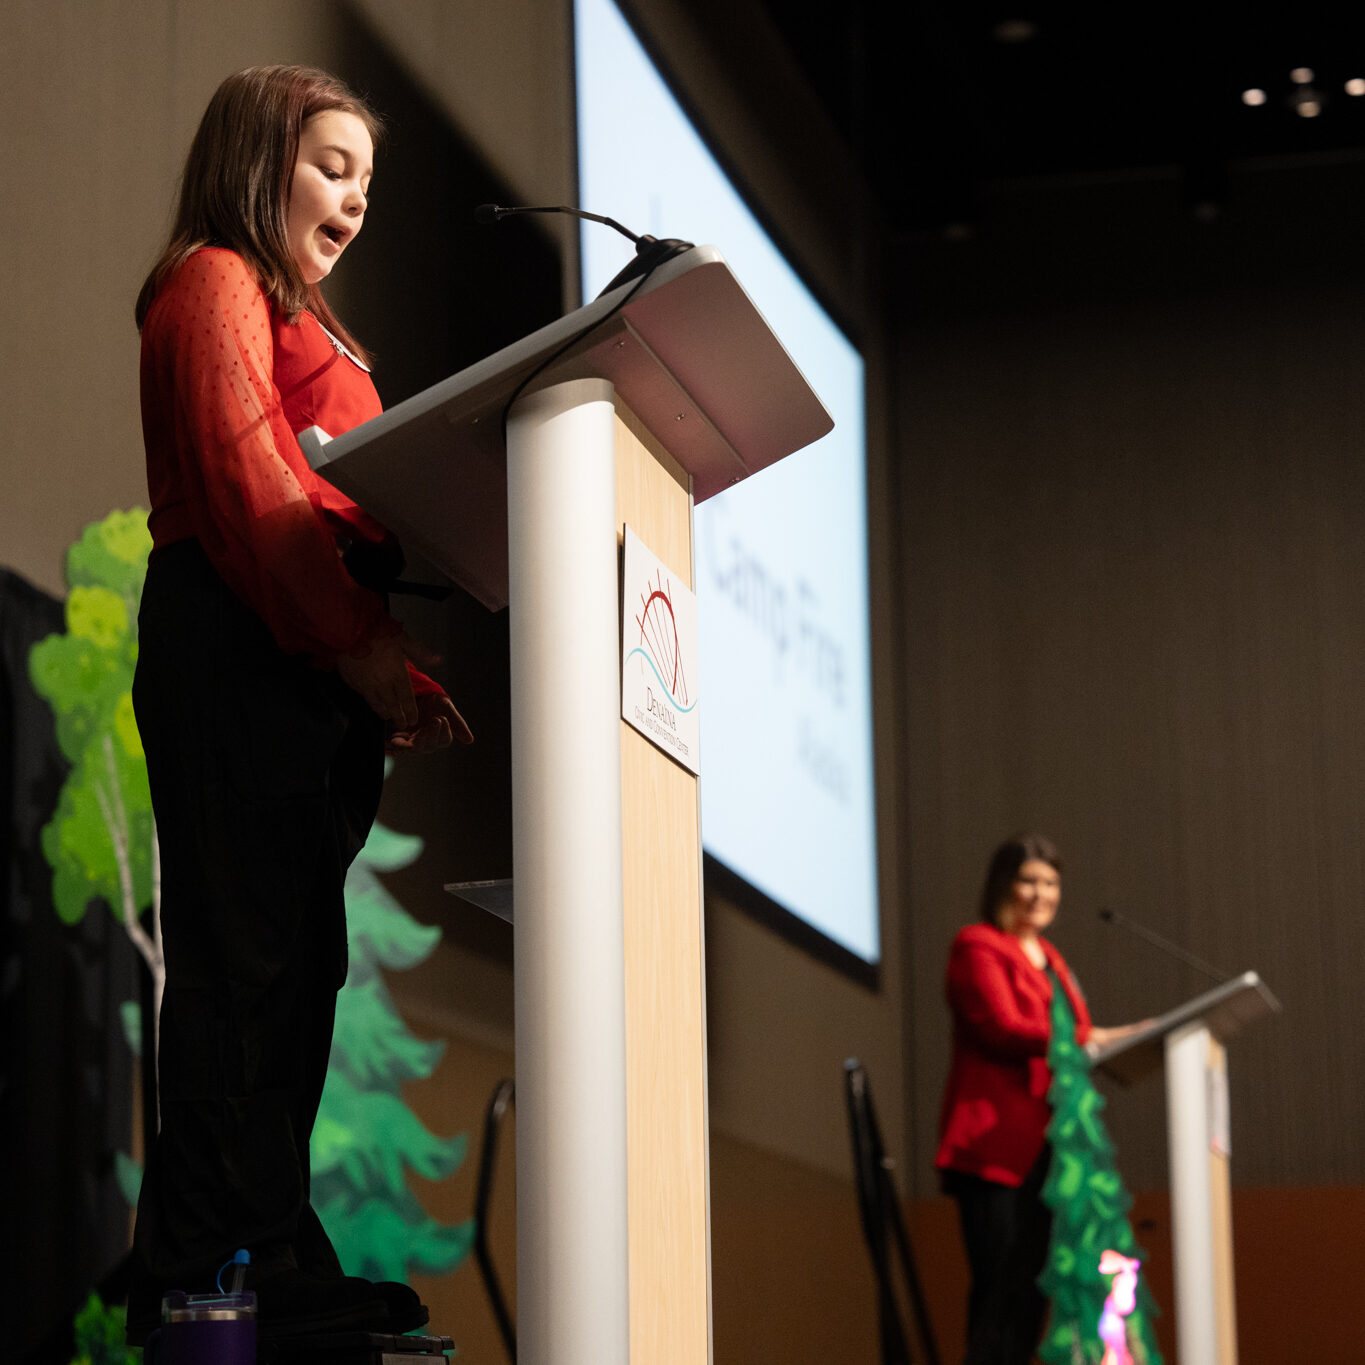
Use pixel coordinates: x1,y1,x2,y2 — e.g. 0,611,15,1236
130,539,383,1292
943,1146,1053,1365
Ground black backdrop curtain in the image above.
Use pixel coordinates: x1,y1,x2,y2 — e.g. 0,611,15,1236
1,567,138,1362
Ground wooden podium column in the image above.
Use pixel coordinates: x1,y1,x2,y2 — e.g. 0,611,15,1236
614,402,711,1365
1165,1023,1238,1365
505,381,711,1365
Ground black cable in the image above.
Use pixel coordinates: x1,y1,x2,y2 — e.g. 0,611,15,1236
473,1078,517,1362
498,265,657,448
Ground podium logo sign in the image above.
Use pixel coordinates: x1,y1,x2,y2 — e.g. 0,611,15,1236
622,524,700,774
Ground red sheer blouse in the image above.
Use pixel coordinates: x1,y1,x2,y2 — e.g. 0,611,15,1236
141,248,435,695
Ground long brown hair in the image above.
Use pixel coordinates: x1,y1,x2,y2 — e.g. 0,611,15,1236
978,833,1063,924
135,65,382,361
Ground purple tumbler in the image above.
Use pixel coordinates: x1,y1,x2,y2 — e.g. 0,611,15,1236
149,1289,257,1365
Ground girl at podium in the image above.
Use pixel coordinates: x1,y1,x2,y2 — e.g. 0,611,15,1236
935,834,1143,1364
127,64,470,1344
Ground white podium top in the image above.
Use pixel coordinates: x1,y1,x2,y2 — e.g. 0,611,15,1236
300,245,832,610
1092,970,1281,1087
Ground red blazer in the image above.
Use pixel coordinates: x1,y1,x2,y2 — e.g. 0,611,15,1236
935,922,1092,1187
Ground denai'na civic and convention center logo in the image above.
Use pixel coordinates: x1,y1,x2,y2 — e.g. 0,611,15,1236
621,525,701,775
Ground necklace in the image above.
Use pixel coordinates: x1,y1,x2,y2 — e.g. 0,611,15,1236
313,315,370,372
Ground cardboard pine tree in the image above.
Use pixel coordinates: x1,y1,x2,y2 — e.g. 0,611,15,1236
1037,990,1163,1365
68,1292,137,1365
311,805,475,1281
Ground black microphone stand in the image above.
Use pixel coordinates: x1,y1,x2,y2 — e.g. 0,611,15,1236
1098,907,1232,983
475,202,694,295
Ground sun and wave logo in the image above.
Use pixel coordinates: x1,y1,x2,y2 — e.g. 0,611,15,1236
621,527,700,773
625,570,696,714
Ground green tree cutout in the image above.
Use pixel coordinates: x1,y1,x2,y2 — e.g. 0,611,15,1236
28,511,162,1022
69,1292,138,1365
1037,992,1163,1365
313,803,476,1280
25,510,159,1361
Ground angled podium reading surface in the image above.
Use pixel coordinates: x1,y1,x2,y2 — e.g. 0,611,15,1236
1091,972,1281,1365
301,246,831,1365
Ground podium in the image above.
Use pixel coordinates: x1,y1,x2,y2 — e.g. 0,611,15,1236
300,246,832,1365
1091,972,1280,1365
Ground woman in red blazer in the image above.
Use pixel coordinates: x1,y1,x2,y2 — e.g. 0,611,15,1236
936,835,1139,1365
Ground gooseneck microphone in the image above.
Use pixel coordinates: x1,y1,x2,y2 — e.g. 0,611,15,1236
474,202,694,295
475,202,640,240
1098,907,1232,983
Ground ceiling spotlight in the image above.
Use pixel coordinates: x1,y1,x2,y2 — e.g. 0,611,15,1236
991,18,1039,43
1241,88,1267,106
1286,67,1325,118
1346,78,1365,96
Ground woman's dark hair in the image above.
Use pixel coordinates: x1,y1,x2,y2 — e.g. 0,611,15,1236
135,65,382,359
978,833,1063,924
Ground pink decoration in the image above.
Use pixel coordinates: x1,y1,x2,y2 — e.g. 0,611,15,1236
1097,1249,1141,1365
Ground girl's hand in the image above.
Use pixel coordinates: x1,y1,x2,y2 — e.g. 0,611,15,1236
337,632,421,729
387,692,474,753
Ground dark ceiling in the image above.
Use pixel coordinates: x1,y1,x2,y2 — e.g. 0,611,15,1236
758,1,1365,230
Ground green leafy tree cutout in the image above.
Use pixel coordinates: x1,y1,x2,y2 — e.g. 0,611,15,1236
27,510,163,1024
67,1293,138,1365
1037,992,1163,1365
312,807,475,1281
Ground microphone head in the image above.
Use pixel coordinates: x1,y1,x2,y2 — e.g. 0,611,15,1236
474,203,505,224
